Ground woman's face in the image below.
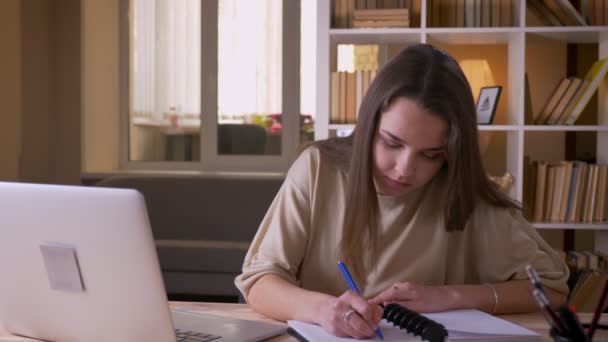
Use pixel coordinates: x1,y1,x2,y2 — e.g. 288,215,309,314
372,97,448,197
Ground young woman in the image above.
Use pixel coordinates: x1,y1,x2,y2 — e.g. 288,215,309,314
235,44,568,339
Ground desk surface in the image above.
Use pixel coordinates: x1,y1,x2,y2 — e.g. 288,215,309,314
1,302,606,341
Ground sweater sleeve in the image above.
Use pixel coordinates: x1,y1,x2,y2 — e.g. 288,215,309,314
234,148,317,300
469,202,569,295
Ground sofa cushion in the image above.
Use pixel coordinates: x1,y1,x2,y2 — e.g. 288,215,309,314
95,174,284,297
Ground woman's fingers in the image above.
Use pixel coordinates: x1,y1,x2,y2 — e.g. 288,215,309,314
339,291,382,338
318,290,387,338
341,308,376,338
369,282,417,305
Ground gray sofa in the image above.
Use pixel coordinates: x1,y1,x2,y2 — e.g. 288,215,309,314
95,174,284,301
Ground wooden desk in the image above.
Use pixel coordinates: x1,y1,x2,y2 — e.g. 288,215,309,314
1,302,606,341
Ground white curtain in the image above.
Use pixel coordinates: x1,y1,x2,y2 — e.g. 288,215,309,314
132,0,284,120
133,0,201,118
218,0,282,117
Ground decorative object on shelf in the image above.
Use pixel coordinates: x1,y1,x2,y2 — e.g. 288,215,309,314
490,171,514,193
476,86,502,125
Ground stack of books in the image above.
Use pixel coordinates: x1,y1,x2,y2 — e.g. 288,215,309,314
533,57,608,125
352,8,410,27
557,249,608,312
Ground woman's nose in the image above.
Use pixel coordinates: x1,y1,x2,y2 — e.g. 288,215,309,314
394,151,415,179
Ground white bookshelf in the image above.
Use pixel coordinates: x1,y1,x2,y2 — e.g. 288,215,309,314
315,0,608,252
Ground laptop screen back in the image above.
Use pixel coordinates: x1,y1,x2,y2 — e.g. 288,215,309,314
0,182,176,341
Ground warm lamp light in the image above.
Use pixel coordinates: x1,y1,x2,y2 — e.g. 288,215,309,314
461,59,496,156
459,59,496,102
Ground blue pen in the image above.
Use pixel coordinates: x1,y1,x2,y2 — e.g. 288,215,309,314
337,261,384,340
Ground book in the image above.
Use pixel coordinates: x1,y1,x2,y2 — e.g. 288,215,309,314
533,161,548,222
563,58,608,125
456,0,466,27
330,72,340,124
558,161,574,222
569,270,608,313
345,72,356,124
594,164,608,222
546,77,583,125
491,0,500,27
465,0,475,26
535,77,572,125
557,79,590,124
353,8,409,17
555,0,588,25
528,0,563,26
541,0,579,25
578,0,591,24
481,0,491,26
565,161,586,222
287,309,540,341
545,165,557,221
500,0,512,26
339,72,347,124
571,162,590,222
352,19,410,27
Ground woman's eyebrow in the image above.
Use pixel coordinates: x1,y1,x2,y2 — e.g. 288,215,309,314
380,129,444,151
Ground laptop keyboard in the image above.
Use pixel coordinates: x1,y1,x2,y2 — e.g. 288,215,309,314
175,328,222,342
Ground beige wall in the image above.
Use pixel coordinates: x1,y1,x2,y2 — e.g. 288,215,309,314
0,0,81,184
81,0,120,172
20,0,52,182
49,0,82,184
0,1,22,181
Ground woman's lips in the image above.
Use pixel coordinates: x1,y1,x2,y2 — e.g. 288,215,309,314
384,176,411,190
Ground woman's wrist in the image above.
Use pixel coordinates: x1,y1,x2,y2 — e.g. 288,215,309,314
440,285,463,311
440,284,495,312
299,292,335,324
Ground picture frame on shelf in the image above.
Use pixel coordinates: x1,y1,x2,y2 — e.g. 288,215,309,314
476,86,502,125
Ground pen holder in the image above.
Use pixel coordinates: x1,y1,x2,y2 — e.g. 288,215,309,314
550,327,589,342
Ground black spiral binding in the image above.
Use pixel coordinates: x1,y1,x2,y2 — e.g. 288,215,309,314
383,303,448,342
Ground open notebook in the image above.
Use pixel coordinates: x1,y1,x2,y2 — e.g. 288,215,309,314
288,309,540,342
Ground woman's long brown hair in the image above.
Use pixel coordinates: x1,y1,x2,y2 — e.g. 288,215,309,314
313,44,519,281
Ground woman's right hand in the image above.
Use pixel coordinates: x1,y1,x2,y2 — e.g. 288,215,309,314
315,290,383,339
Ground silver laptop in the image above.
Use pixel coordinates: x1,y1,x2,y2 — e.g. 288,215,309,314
0,182,285,342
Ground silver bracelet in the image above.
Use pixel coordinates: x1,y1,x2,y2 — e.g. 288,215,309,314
484,283,498,314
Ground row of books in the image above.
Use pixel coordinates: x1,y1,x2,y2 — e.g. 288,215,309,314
559,249,608,312
330,70,377,124
533,58,608,125
335,0,607,29
528,0,607,26
557,250,608,272
562,249,607,272
523,159,608,224
430,0,514,28
353,8,410,28
334,0,418,28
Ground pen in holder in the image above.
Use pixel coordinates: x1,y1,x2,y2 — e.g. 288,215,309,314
550,305,589,342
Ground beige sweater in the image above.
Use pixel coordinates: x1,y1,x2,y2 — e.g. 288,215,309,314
235,147,568,300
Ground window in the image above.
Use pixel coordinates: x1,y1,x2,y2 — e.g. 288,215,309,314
125,0,313,172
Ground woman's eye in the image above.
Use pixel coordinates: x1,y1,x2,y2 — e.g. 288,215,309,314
381,137,400,148
422,152,442,160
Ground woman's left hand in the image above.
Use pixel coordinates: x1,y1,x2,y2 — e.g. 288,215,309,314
368,281,456,313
